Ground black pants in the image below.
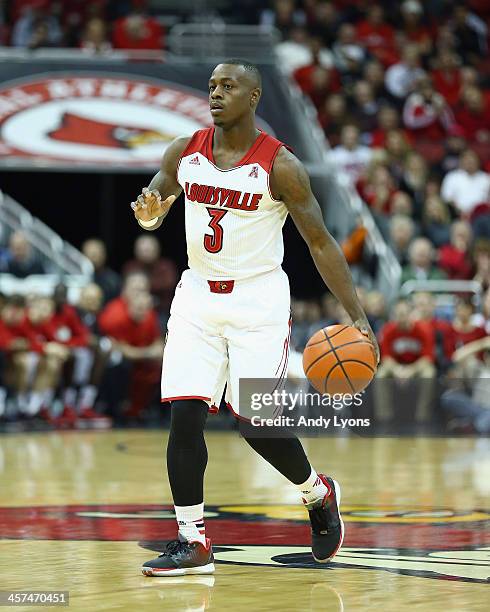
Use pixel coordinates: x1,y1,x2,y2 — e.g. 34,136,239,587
167,399,311,506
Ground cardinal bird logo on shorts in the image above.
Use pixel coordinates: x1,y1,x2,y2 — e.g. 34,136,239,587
248,165,259,178
48,112,170,149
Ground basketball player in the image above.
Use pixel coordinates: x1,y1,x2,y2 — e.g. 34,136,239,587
131,60,379,576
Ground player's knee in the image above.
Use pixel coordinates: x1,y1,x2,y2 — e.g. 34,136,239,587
170,399,208,439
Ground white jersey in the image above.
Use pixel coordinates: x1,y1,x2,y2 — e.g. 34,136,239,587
177,127,289,280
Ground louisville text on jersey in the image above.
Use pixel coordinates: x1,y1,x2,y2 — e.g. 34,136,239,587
185,181,263,211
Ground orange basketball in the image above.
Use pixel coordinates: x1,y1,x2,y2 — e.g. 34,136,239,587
302,324,376,395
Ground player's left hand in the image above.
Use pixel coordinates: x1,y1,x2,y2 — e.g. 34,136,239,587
352,318,380,366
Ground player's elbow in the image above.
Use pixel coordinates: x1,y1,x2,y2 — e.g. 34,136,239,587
307,231,331,257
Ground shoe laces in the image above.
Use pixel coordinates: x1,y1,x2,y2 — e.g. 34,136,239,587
161,539,189,556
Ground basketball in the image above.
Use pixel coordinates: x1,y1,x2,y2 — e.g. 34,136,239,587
302,324,377,395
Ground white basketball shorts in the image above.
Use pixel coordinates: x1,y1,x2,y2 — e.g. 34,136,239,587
161,267,291,417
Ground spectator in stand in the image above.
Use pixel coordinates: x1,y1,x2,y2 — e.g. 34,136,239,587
80,16,112,54
389,215,416,266
391,191,415,219
0,295,37,418
455,86,490,144
259,0,306,39
449,4,488,65
398,0,432,56
11,0,62,48
349,81,379,134
384,130,412,182
355,4,397,67
319,93,351,147
403,75,455,141
99,290,163,422
472,239,490,293
82,238,121,304
384,44,425,100
452,296,487,354
363,60,391,104
438,220,474,280
48,283,110,428
412,291,454,372
275,26,312,74
364,290,387,335
421,195,451,248
293,52,340,110
357,161,397,215
23,296,70,419
375,298,436,423
331,23,366,78
399,151,429,218
472,286,490,333
112,5,163,50
76,283,112,423
401,237,447,284
4,231,45,278
441,335,490,434
328,124,372,184
308,0,341,47
370,106,408,148
99,271,151,333
122,235,178,317
431,49,462,107
438,124,468,176
440,149,490,217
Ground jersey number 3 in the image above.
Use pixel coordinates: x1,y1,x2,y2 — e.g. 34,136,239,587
204,208,227,253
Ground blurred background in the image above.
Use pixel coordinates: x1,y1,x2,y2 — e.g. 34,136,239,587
0,0,489,435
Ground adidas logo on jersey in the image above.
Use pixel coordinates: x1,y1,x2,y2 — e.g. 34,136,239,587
189,156,200,165
249,165,258,178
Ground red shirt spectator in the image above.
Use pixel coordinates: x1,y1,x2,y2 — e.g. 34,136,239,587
112,13,163,50
451,298,488,359
293,64,340,110
0,319,43,352
431,51,462,107
98,296,160,347
379,319,435,365
403,85,455,141
122,235,178,313
455,87,490,143
437,220,474,280
356,6,397,66
51,304,89,348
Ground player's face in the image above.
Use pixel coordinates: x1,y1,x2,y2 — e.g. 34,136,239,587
208,65,260,127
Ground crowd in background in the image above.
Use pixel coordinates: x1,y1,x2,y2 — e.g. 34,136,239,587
0,0,489,432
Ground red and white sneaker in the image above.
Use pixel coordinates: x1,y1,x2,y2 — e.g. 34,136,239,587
77,407,112,429
142,535,215,577
306,475,344,563
54,405,78,429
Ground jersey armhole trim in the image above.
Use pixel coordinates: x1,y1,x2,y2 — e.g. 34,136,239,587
267,143,292,203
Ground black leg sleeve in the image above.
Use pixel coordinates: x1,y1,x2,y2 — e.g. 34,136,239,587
166,399,209,506
240,423,311,485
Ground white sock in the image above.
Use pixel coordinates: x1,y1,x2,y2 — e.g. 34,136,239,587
63,387,77,410
27,391,44,416
0,388,7,417
78,385,97,410
174,503,206,546
296,468,330,505
42,389,55,408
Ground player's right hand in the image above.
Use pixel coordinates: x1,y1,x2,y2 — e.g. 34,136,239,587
131,187,176,222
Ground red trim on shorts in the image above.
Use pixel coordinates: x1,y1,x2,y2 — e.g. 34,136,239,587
225,401,251,423
161,395,211,403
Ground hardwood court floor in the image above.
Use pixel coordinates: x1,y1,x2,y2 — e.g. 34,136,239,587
0,430,489,611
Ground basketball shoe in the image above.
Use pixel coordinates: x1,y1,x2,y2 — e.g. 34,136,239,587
141,535,215,576
306,475,344,563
